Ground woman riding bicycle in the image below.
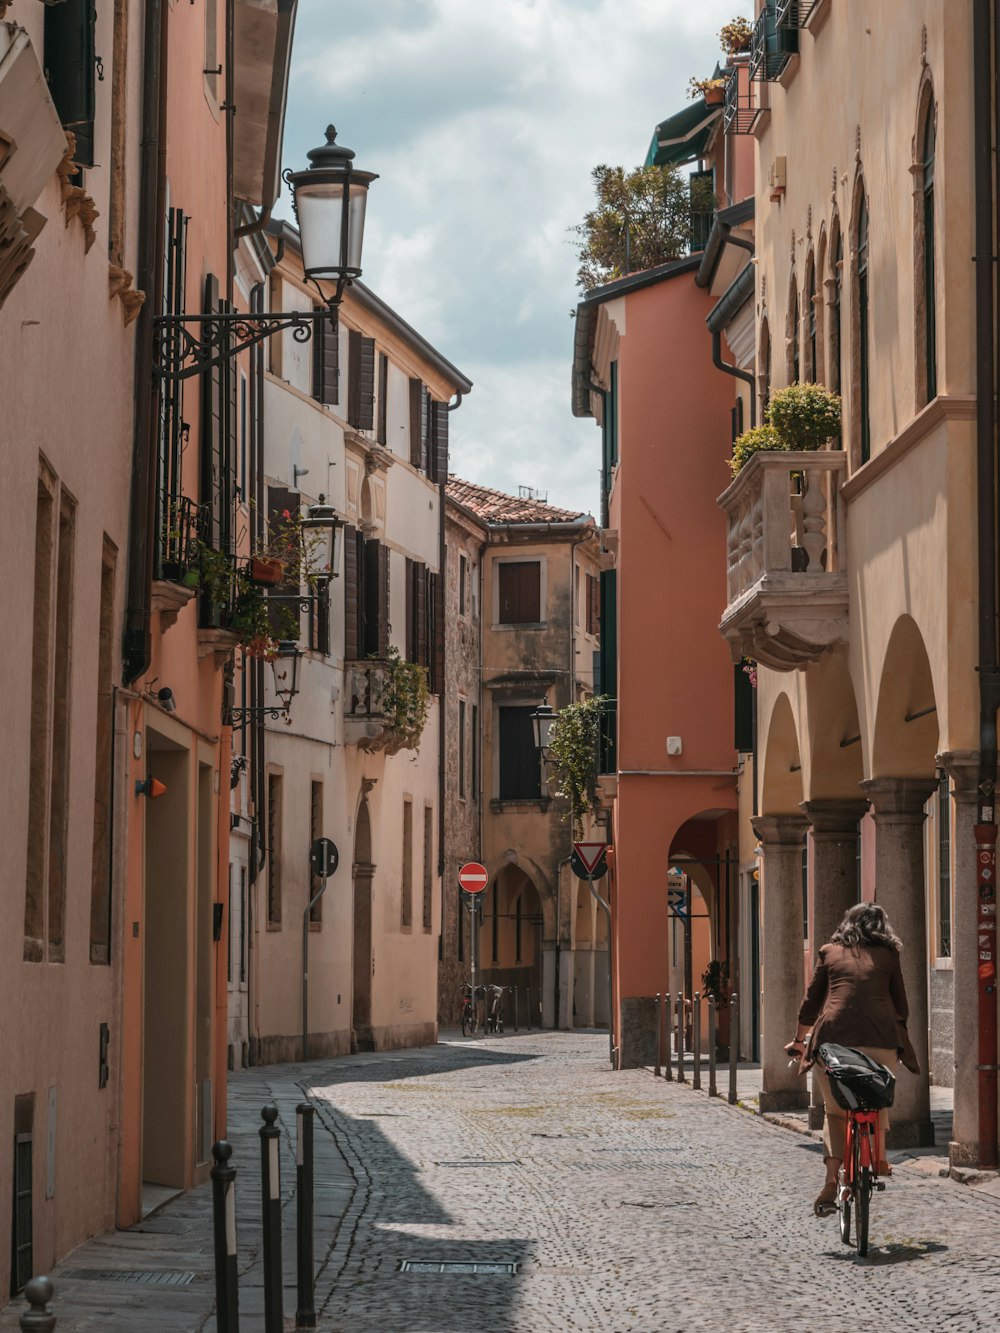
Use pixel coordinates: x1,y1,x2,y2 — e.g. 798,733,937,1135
785,902,919,1217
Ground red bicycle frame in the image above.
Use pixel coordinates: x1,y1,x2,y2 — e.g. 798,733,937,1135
843,1108,881,1184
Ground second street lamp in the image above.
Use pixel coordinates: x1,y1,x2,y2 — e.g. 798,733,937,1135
531,700,558,758
230,641,302,725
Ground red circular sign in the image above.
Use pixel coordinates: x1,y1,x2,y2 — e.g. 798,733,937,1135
458,861,489,894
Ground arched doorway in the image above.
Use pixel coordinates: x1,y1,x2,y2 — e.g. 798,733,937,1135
479,865,543,1026
352,798,375,1052
573,879,596,1027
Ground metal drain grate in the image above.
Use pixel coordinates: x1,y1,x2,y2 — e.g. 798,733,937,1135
400,1260,519,1276
63,1269,198,1286
436,1160,520,1168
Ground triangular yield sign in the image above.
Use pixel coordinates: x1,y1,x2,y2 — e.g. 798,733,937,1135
573,842,607,875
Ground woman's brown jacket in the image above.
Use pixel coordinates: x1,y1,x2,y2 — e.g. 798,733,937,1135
796,941,920,1074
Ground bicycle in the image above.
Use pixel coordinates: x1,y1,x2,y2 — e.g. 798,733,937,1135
461,983,485,1037
815,1044,894,1257
484,985,508,1034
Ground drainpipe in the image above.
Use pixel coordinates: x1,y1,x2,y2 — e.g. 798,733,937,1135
973,0,1000,1171
706,263,757,429
123,0,168,681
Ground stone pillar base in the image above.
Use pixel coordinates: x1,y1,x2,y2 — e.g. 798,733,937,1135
885,1119,935,1149
949,1139,981,1170
619,996,656,1068
759,1089,809,1113
808,1105,825,1130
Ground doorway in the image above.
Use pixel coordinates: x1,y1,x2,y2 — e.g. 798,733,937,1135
352,798,375,1051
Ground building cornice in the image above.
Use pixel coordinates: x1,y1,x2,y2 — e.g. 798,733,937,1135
840,395,977,503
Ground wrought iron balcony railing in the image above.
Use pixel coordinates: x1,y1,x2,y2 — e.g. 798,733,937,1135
723,65,760,136
717,450,848,671
749,2,798,82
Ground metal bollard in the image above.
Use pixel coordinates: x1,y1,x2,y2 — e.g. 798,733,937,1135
708,996,718,1097
654,993,661,1076
513,985,519,1031
19,1276,55,1333
295,1104,316,1329
692,992,702,1091
676,990,686,1084
663,993,672,1081
527,984,533,1030
260,1106,283,1333
211,1141,240,1333
728,992,739,1105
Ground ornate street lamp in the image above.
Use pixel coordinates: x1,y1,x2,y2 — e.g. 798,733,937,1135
154,126,376,381
301,497,346,583
531,700,558,758
230,640,302,725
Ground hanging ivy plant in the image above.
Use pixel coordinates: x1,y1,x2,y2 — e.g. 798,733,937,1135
546,695,610,838
379,646,431,751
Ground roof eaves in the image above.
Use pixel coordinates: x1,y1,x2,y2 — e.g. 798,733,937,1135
695,197,756,289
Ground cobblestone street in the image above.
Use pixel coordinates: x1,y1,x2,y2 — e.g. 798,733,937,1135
7,1032,1000,1333
311,1033,1000,1333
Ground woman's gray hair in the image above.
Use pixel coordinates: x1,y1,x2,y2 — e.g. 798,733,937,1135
831,902,903,952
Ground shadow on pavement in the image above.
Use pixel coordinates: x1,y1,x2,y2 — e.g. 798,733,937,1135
824,1240,949,1266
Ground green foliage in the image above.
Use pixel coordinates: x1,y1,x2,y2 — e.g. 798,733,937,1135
186,537,297,659
702,958,730,1006
380,645,430,751
719,16,752,57
729,424,782,476
547,695,609,838
572,164,706,292
767,382,842,450
688,76,726,100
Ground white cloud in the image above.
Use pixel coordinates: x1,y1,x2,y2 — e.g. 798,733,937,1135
281,0,753,508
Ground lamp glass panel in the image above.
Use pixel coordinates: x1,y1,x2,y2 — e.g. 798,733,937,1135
296,181,369,278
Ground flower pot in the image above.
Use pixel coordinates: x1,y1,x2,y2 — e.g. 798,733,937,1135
249,557,284,587
704,86,725,106
182,569,201,589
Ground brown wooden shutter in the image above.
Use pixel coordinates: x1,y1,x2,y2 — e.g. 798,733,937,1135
499,707,541,800
363,538,389,657
415,562,428,667
348,330,375,429
498,561,541,624
405,557,415,660
200,274,223,546
429,570,443,693
378,542,391,656
409,378,424,467
267,487,300,641
377,352,388,443
344,525,360,660
312,309,339,404
430,401,449,484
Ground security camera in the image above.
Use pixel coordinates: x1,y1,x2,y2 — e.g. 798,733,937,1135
157,687,177,713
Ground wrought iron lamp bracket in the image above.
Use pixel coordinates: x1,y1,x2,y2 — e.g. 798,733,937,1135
153,310,326,382
229,704,291,725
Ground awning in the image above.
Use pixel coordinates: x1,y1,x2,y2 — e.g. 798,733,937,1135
645,98,722,169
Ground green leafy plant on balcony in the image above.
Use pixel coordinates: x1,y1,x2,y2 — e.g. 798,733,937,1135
184,537,297,659
719,16,752,58
546,695,609,838
380,646,430,752
729,424,782,476
767,381,842,450
688,76,726,101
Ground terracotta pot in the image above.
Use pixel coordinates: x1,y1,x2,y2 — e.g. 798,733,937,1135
704,86,725,106
250,557,284,587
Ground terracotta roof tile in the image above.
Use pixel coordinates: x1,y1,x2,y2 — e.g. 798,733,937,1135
446,476,591,526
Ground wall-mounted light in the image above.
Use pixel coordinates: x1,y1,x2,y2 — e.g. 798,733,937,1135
229,641,303,725
157,687,177,713
135,776,167,799
531,700,558,758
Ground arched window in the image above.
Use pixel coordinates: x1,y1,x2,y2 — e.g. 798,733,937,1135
829,221,843,394
789,280,800,383
759,317,772,418
807,257,817,382
922,101,937,400
857,192,871,463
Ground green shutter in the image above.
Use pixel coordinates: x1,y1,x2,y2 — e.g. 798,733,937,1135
45,1,96,168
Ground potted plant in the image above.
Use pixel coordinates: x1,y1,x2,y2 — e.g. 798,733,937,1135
379,645,431,752
719,16,752,60
688,75,726,105
249,556,285,587
728,423,784,476
766,382,842,451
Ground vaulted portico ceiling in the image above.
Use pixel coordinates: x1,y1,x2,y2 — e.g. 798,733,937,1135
233,0,298,210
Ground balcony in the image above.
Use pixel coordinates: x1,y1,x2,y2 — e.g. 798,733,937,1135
343,660,397,753
717,450,848,671
723,66,761,136
749,3,798,82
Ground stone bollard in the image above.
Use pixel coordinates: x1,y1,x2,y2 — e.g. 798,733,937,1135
513,986,519,1031
296,1104,316,1329
19,1277,55,1332
708,996,718,1097
692,992,702,1091
663,993,672,1082
260,1106,283,1333
676,991,686,1084
654,993,661,1077
211,1141,240,1333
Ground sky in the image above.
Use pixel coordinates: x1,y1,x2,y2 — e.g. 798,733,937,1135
277,0,754,518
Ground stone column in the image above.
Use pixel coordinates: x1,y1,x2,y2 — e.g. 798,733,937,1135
938,751,981,1167
752,813,810,1112
801,799,869,1128
861,776,938,1147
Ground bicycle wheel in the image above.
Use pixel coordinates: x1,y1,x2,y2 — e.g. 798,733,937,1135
856,1167,872,1256
461,1008,471,1037
838,1162,852,1246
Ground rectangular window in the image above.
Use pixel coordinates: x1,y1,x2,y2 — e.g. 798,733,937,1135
377,351,388,444
585,573,600,636
408,379,431,471
458,699,466,799
498,706,541,800
498,561,541,625
203,0,219,101
938,774,951,958
401,799,413,929
313,310,339,405
44,0,97,167
406,558,429,666
471,705,479,802
25,466,55,961
459,555,467,616
267,773,283,926
48,490,75,964
90,538,117,964
227,864,234,986
309,780,324,925
362,538,390,658
423,806,433,932
348,329,375,430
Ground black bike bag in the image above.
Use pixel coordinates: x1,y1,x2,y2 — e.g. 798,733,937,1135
816,1043,896,1112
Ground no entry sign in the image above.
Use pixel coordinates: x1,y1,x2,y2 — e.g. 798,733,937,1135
458,861,489,894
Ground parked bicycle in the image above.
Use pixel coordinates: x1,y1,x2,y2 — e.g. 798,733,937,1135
484,984,509,1034
816,1044,894,1256
461,983,486,1037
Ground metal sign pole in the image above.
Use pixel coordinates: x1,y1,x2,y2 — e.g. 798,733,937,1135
303,839,338,1062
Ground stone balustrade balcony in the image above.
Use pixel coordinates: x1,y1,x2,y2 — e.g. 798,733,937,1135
717,449,848,671
343,659,392,750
